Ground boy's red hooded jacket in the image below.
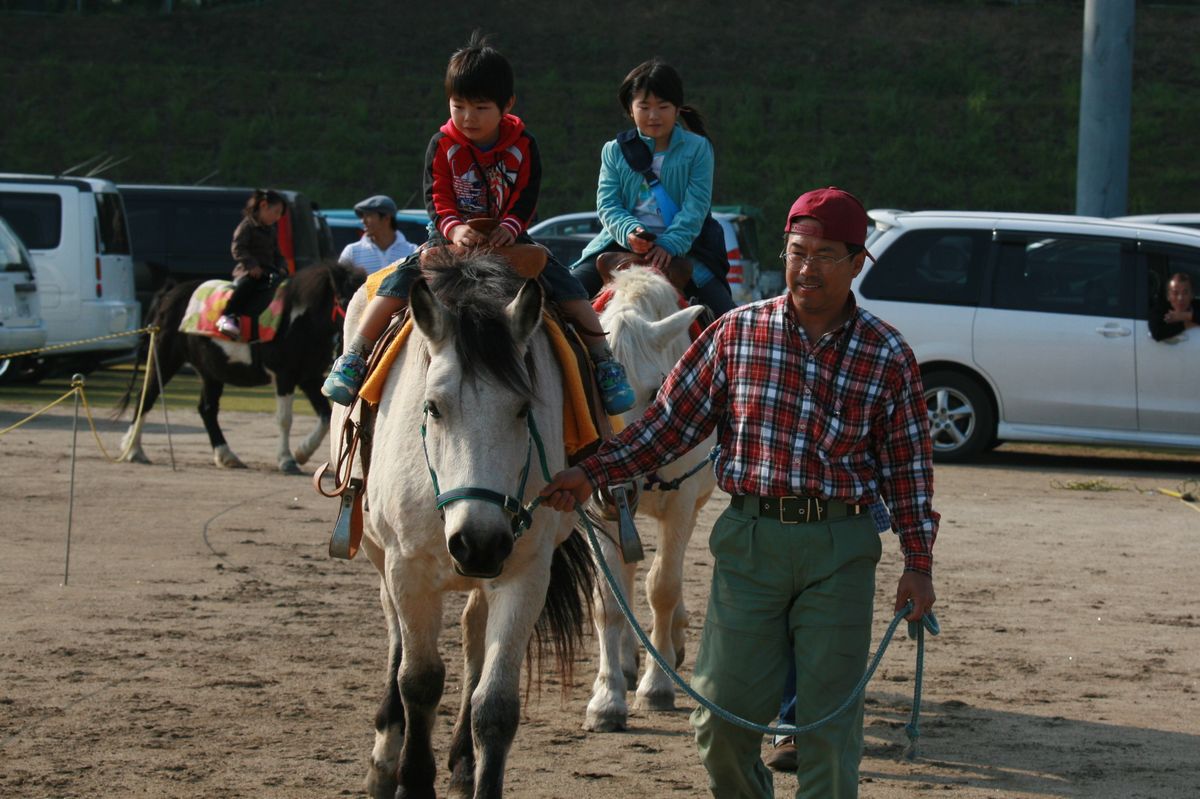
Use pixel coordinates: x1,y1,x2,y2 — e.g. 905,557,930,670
423,114,541,241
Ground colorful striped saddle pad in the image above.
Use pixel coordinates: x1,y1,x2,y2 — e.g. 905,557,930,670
179,280,287,343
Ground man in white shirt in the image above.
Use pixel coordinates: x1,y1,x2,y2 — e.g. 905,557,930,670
338,195,418,276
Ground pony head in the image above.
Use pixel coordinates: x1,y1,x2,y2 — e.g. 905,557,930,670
410,251,546,578
601,266,707,421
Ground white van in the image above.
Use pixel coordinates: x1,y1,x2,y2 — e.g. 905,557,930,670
0,215,46,382
0,175,140,372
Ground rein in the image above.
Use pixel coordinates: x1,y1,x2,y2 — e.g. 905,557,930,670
500,415,940,754
642,445,719,493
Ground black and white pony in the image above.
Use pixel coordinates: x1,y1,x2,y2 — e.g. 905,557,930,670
331,252,593,798
117,262,359,472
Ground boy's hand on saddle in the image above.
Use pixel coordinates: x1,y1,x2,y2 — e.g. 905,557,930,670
450,224,485,248
488,225,516,247
539,467,594,512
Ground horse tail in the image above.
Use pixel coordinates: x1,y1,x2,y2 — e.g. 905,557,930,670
529,526,596,697
114,280,186,419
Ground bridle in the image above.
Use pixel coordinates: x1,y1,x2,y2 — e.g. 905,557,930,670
418,403,552,541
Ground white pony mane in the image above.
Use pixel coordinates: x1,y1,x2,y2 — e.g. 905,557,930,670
600,267,696,398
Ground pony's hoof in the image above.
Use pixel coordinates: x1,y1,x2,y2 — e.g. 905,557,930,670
291,448,312,466
122,450,151,465
633,690,677,712
279,458,302,475
584,707,628,732
213,446,247,469
365,761,397,799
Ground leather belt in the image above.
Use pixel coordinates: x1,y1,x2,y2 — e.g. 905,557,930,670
730,494,862,524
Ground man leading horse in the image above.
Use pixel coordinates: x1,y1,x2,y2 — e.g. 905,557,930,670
541,186,940,799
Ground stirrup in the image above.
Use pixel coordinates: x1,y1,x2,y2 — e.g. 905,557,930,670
328,477,364,559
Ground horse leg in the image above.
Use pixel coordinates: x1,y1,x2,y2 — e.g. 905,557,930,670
366,577,405,799
199,376,245,468
447,588,487,799
119,334,185,464
391,574,446,799
585,525,638,732
469,572,549,798
633,508,691,711
272,390,302,474
292,378,331,466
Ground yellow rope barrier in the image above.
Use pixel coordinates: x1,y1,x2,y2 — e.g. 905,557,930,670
0,326,155,360
0,387,79,436
0,329,161,465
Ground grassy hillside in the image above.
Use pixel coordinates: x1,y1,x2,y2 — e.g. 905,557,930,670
2,0,1198,236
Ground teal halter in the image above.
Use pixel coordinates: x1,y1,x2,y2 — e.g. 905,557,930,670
420,402,545,537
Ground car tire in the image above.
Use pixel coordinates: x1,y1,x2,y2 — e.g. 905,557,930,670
921,370,995,463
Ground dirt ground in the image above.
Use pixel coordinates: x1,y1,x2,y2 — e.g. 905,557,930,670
1,403,1198,799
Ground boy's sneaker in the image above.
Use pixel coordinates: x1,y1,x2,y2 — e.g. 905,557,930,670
594,357,635,415
216,314,241,340
322,352,368,406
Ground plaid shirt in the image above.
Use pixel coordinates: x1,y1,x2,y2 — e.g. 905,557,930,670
580,294,939,574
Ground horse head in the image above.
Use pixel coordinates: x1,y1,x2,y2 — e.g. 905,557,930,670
601,266,707,420
410,252,546,579
287,260,364,334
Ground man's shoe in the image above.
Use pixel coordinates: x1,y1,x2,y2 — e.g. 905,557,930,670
322,352,368,406
216,314,241,340
594,357,635,415
764,736,798,773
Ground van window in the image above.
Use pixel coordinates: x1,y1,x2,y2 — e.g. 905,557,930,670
993,236,1133,317
1142,245,1200,320
96,193,131,255
0,222,34,273
0,193,62,250
859,229,988,306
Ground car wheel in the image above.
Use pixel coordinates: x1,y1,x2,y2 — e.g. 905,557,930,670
0,357,12,384
921,370,995,463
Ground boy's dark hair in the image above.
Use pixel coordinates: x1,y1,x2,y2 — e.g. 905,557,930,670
618,58,708,139
445,31,514,107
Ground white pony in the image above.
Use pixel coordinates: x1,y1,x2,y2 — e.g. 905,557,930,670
331,253,593,798
584,266,717,732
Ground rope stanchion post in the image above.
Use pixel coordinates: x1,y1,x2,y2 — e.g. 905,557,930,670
64,375,85,587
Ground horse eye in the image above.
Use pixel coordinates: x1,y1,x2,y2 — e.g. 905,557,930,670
516,403,530,419
425,401,441,419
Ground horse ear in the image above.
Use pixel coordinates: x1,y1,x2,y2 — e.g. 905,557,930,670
505,279,544,345
648,305,706,349
410,278,452,345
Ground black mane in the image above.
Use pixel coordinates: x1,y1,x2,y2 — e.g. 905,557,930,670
421,250,537,399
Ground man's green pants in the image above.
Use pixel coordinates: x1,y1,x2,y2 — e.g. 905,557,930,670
690,503,882,798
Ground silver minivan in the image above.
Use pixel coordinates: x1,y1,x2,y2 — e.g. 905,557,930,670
0,215,46,383
0,174,140,375
854,210,1200,461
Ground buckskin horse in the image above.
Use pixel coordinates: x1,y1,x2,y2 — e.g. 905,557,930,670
117,261,359,472
330,252,593,798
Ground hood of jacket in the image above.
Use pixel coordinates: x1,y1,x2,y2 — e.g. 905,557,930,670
440,114,525,162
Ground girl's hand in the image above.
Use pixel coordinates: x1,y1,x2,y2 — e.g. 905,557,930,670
645,245,672,272
450,224,482,247
1165,308,1192,323
627,228,653,254
488,225,515,246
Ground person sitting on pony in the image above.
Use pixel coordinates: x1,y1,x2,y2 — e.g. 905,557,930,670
322,32,635,414
217,189,288,340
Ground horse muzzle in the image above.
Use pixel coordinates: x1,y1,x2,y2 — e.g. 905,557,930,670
447,527,514,579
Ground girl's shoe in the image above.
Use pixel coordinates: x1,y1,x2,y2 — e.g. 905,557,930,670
593,357,635,414
322,353,368,405
216,314,241,340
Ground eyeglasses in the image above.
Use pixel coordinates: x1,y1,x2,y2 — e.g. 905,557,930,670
779,250,856,268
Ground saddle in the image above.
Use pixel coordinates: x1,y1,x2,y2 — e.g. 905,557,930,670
420,218,549,278
179,279,288,344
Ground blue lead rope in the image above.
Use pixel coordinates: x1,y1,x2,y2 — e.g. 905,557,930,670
517,416,940,756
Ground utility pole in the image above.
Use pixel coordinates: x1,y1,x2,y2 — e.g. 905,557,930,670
1075,0,1135,217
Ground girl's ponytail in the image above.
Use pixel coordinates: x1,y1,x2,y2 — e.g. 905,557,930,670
678,105,708,139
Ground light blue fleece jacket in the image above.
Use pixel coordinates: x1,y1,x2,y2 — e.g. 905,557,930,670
575,123,715,264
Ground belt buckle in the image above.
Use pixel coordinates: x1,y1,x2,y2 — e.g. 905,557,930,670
777,495,808,524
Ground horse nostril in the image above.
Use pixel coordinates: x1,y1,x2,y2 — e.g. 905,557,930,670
448,532,472,565
495,533,513,563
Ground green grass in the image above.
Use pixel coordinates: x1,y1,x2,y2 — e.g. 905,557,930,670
2,0,1198,234
0,364,297,417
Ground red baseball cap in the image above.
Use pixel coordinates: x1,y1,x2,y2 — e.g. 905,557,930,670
785,187,874,260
